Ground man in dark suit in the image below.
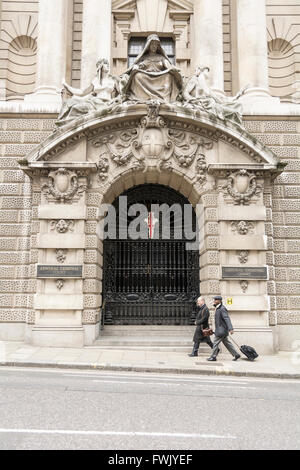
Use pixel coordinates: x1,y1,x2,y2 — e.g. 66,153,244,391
188,296,214,357
207,295,241,361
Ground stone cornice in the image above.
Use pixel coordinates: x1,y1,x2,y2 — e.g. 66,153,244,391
1,99,299,117
19,161,97,179
207,164,277,173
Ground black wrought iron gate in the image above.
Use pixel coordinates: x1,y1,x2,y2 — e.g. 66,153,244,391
102,185,200,325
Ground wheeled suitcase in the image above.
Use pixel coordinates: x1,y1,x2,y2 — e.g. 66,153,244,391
230,337,259,361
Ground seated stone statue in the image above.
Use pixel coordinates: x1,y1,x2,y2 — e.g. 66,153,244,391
56,58,120,125
122,34,183,103
182,66,247,126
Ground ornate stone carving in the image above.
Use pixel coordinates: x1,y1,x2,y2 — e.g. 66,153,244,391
97,157,110,182
42,168,87,203
56,249,67,263
240,280,248,293
231,221,254,235
195,155,208,185
93,129,138,167
140,100,165,128
237,250,249,263
54,37,248,131
56,58,121,126
181,66,248,127
92,103,213,179
50,220,75,233
122,35,183,104
56,279,65,290
168,129,213,169
131,104,174,171
223,170,262,205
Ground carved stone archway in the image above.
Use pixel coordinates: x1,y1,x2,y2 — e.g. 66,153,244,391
21,103,281,352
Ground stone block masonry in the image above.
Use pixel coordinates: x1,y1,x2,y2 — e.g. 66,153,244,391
244,119,300,329
0,116,56,332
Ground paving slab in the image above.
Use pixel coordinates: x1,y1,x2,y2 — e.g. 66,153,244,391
0,341,299,379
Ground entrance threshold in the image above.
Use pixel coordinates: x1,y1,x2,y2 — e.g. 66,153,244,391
93,326,211,353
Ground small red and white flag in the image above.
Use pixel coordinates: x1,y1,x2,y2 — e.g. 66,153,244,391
145,212,158,239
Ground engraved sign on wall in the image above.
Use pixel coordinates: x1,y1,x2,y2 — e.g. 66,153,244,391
221,266,268,279
37,265,83,278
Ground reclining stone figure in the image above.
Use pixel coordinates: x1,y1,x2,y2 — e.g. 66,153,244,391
182,66,247,126
56,58,120,126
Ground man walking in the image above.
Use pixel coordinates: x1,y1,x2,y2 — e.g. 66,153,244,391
207,295,241,362
188,296,214,357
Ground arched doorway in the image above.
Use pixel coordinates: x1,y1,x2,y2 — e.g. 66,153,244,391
102,184,200,325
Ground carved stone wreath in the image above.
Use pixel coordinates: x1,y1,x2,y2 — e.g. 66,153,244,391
223,169,262,205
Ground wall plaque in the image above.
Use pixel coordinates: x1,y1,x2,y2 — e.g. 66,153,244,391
37,265,82,278
222,266,268,279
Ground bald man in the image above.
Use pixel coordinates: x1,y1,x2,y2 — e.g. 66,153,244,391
188,296,214,357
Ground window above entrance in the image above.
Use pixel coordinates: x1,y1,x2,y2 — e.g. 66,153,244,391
128,37,175,67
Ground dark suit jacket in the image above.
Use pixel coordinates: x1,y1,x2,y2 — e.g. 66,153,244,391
193,304,210,342
214,303,233,337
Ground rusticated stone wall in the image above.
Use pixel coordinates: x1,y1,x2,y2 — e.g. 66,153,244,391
0,116,55,337
0,115,299,350
244,118,300,332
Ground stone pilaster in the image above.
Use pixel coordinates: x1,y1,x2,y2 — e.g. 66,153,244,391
83,188,103,343
193,0,224,93
25,0,72,105
234,0,273,100
209,167,275,354
21,158,97,348
81,0,112,89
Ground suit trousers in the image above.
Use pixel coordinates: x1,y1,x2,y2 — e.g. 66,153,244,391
211,335,239,358
192,336,213,354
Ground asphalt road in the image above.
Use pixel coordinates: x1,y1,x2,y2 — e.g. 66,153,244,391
0,367,299,450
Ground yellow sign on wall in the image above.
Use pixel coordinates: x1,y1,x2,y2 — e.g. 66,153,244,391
227,298,233,305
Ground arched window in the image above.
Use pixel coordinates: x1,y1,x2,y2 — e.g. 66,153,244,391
6,35,37,100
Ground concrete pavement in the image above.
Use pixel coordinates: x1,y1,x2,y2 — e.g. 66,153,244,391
0,341,300,379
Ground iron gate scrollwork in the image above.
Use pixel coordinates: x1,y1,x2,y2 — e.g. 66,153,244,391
102,184,200,325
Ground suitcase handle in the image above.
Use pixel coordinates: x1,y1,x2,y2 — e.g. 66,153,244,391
228,335,240,349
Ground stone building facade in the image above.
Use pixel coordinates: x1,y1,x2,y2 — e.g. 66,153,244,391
0,0,299,353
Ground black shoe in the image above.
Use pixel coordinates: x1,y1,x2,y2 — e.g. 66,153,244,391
207,357,216,361
188,351,198,357
232,354,241,361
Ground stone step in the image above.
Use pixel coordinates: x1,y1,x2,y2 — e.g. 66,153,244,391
100,326,196,337
93,335,212,353
94,336,194,345
88,345,210,353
